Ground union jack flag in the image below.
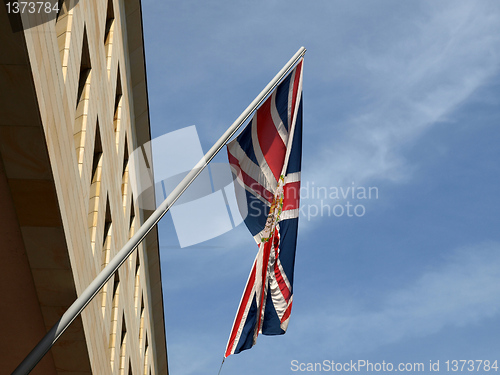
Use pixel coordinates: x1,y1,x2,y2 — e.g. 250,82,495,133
224,59,303,357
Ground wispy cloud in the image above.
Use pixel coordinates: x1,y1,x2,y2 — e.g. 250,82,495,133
164,243,500,375
293,241,500,356
308,1,500,189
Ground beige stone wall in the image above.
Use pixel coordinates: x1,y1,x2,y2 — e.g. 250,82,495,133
6,0,168,373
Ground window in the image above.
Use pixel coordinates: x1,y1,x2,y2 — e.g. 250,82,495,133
74,28,92,175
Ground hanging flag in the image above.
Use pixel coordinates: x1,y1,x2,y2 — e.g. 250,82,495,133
224,59,303,357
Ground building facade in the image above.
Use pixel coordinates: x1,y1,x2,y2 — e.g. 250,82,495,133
0,0,168,373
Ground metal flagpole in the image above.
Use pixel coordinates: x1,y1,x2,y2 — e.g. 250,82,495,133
13,46,306,375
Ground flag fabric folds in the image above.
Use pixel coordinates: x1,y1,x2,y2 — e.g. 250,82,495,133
224,59,303,357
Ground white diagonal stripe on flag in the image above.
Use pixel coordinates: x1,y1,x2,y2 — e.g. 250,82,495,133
228,140,277,194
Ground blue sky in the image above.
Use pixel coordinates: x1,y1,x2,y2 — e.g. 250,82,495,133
141,1,500,374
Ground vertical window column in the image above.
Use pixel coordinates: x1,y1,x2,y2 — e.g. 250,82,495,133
104,0,115,78
74,28,92,175
109,272,121,371
100,197,113,315
56,0,73,80
88,121,103,255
